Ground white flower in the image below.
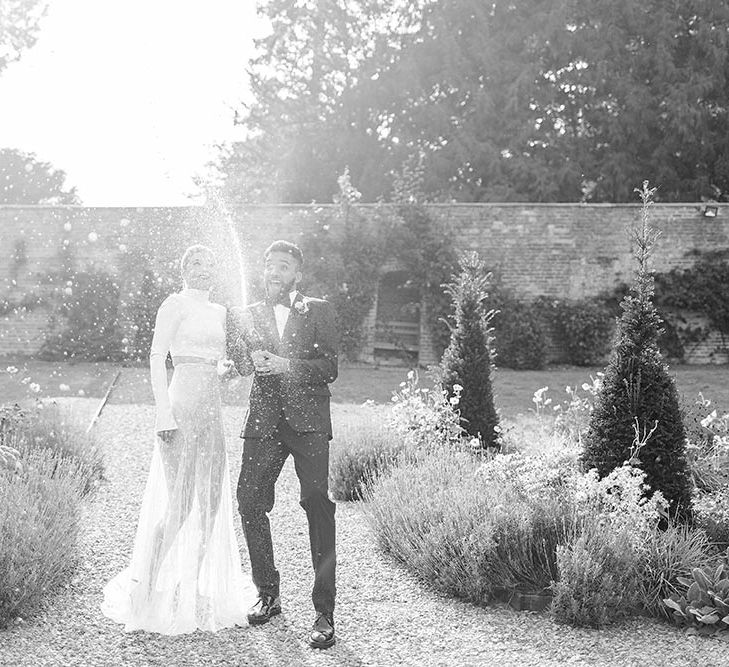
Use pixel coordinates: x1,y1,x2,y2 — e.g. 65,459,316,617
453,383,463,392
293,300,310,315
29,383,40,393
407,370,416,381
59,384,70,392
701,411,718,428
532,386,549,404
449,396,460,406
5,366,18,375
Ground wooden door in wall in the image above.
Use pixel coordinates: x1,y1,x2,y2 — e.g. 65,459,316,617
374,271,420,364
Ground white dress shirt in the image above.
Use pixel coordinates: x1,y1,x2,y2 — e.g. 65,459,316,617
273,291,297,338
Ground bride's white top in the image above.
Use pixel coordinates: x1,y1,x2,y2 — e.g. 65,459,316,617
149,287,227,432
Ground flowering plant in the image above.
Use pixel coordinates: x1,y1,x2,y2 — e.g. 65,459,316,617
570,463,668,550
685,393,729,493
389,369,464,452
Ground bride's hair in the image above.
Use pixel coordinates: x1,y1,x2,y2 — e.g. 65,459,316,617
180,244,216,274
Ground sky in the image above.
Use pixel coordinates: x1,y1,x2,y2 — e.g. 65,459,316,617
0,0,266,206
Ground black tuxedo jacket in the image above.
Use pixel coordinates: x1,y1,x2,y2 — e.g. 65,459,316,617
227,292,338,440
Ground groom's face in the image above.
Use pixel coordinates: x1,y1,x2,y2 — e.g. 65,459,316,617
264,250,302,299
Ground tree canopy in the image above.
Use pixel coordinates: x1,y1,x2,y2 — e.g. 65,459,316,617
0,3,78,205
216,0,729,204
0,149,80,204
0,0,48,75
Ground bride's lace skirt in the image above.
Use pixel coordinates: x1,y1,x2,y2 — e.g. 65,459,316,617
102,363,255,634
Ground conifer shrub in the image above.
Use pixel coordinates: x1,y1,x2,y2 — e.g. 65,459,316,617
441,252,500,449
581,182,693,521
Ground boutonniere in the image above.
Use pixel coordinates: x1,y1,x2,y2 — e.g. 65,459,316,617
293,299,310,315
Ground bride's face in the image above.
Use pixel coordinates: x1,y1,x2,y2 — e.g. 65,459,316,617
183,250,217,290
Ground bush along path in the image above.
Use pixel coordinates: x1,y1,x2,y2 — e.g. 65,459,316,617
2,401,729,666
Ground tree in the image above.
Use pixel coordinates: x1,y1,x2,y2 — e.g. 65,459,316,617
0,0,48,75
367,0,729,202
0,149,80,204
536,0,729,202
218,0,729,204
216,0,386,204
215,0,433,204
582,182,693,521
440,251,500,449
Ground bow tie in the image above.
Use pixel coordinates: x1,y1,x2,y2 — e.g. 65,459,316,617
268,294,291,308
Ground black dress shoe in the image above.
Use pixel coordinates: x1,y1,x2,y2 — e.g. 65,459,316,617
247,594,281,625
309,612,335,649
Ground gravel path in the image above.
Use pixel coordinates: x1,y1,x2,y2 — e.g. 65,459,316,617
2,400,729,666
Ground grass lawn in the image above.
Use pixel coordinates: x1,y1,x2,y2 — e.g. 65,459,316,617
1,357,728,418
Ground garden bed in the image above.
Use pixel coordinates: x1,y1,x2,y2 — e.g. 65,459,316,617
2,401,729,666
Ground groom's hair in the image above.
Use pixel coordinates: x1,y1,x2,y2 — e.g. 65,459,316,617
264,240,304,269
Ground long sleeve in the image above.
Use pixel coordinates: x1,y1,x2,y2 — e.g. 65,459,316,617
288,300,338,385
149,295,183,432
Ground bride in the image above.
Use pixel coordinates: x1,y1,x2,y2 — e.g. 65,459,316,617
102,244,255,634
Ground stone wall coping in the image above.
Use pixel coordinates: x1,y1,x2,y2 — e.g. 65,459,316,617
0,202,724,211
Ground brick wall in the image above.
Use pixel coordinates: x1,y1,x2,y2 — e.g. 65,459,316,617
1,202,728,363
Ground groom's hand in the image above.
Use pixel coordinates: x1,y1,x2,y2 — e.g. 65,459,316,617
253,351,290,375
157,429,177,444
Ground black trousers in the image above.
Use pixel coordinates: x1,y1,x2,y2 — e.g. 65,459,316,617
237,416,336,615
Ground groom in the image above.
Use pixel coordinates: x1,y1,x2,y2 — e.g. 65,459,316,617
228,240,338,649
